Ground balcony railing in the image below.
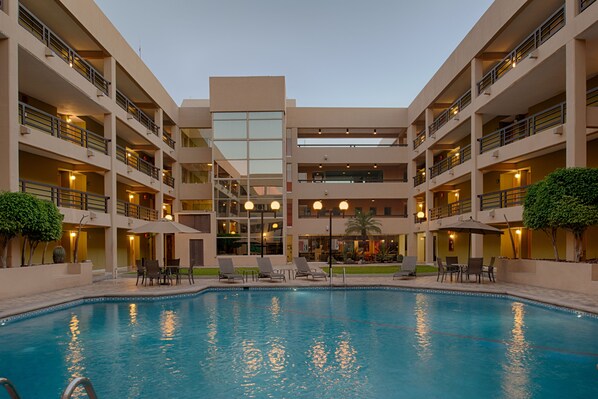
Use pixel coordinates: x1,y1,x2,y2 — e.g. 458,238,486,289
19,102,109,154
580,0,596,12
477,5,565,94
479,102,566,154
429,144,472,178
588,86,598,107
115,90,159,136
414,214,427,224
116,200,158,221
429,198,472,221
298,177,408,183
115,145,159,179
163,174,175,188
20,179,108,213
479,185,530,211
299,212,408,219
413,128,426,149
162,133,175,149
18,5,110,95
413,170,426,187
297,143,407,148
429,90,472,136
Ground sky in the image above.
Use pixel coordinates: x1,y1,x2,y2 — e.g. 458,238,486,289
94,0,494,107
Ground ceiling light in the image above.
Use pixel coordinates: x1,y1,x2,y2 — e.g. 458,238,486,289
318,129,322,135
373,129,377,135
346,164,350,168
346,129,349,135
319,164,322,168
374,164,378,168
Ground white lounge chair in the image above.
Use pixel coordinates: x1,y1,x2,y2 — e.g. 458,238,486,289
393,256,417,279
294,257,327,280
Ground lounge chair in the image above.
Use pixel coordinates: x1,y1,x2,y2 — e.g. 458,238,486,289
256,257,286,282
393,256,417,279
293,257,327,280
437,258,459,282
461,257,483,283
482,256,496,282
218,258,244,283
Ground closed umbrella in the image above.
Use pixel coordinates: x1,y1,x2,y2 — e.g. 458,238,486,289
439,217,503,257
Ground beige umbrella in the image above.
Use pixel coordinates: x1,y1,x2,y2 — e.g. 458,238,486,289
439,217,503,257
128,218,201,234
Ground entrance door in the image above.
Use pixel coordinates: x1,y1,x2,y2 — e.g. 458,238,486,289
189,239,204,266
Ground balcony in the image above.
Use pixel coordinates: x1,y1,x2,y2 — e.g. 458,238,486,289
116,200,158,221
580,0,596,12
18,5,110,95
477,5,565,95
413,170,426,187
588,86,598,106
19,102,109,154
115,145,159,179
115,90,159,136
429,198,472,221
163,174,175,188
479,186,529,211
429,145,472,178
429,90,472,136
162,133,175,149
20,179,108,213
413,128,426,149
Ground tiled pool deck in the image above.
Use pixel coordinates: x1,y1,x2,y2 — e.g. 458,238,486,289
2,274,597,319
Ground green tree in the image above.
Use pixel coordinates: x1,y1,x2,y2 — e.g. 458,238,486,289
345,211,382,257
0,192,42,268
523,180,559,260
26,200,63,265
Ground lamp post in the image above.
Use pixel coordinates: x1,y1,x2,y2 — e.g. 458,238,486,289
313,200,349,286
244,200,281,257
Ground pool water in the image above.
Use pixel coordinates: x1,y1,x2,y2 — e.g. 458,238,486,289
0,289,597,398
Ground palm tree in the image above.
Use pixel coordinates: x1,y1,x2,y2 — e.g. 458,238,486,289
345,212,382,259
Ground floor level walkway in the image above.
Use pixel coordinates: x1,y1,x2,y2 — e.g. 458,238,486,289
2,274,597,320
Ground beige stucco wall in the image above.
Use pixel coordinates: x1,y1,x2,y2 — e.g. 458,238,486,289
287,107,407,128
209,76,286,112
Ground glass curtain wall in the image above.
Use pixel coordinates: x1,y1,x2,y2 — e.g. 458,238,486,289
213,112,284,256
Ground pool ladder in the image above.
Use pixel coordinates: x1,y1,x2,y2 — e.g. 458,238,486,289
1,376,98,398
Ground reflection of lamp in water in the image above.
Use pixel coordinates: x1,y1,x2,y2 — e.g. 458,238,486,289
245,200,281,257
313,200,349,286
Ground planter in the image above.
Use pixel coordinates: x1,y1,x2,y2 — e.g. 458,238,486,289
497,258,598,296
0,262,93,300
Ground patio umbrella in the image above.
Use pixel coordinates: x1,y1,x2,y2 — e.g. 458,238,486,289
128,218,201,234
439,217,503,257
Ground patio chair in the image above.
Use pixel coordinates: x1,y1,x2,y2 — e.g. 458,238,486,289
218,258,244,283
461,257,483,283
437,258,459,282
293,257,327,280
166,259,180,284
256,257,286,282
444,256,461,280
144,260,162,286
482,256,496,282
393,256,417,279
135,259,145,286
179,263,195,284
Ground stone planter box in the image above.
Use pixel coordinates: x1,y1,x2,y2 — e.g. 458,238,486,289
0,262,93,300
497,258,598,295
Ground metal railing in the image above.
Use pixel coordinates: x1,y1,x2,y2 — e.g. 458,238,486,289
20,179,109,213
19,102,109,154
479,102,566,153
413,128,426,149
414,214,427,224
19,5,110,95
162,132,175,149
413,170,426,187
300,212,408,219
296,143,407,148
115,90,159,136
429,144,472,178
580,0,596,12
115,145,160,179
429,90,472,136
0,377,21,399
477,5,565,94
429,198,472,220
479,185,530,211
163,174,175,188
298,177,408,183
587,86,598,106
60,377,98,399
117,200,159,221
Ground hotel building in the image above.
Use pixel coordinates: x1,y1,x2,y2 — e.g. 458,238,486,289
0,0,597,273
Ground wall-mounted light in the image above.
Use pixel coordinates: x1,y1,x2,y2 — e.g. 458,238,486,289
318,129,322,135
374,163,378,168
449,233,455,239
129,194,134,200
346,164,350,169
319,164,322,169
66,116,72,123
70,174,76,181
164,214,173,221
129,236,135,241
515,172,521,179
346,129,349,135
515,229,522,235
373,129,377,135
272,223,279,229
162,204,167,209
70,232,77,238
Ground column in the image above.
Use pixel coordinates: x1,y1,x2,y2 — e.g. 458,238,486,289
471,58,483,100
565,0,579,24
171,125,181,213
471,113,484,257
406,124,417,257
155,148,164,263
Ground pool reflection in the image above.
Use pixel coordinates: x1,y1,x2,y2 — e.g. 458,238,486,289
414,293,432,361
501,302,531,399
66,314,86,378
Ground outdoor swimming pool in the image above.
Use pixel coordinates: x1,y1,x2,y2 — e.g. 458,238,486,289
0,288,597,398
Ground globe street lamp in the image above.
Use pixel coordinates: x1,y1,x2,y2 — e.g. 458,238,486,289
244,200,281,257
313,200,349,285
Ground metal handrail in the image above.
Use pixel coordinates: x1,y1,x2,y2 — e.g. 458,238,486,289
117,200,159,221
429,144,471,178
19,102,109,154
61,377,98,399
300,212,408,219
115,90,159,136
413,170,426,187
413,128,426,149
297,143,407,148
429,90,471,136
0,377,22,399
587,86,598,107
580,0,596,12
298,177,408,183
162,132,175,149
115,145,160,179
19,5,110,95
163,174,175,188
429,198,472,220
20,179,109,213
477,5,565,94
479,185,530,211
479,102,566,153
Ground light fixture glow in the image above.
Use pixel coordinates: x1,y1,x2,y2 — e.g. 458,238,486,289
374,163,378,168
516,229,522,235
70,232,77,238
129,236,135,241
373,129,377,135
129,194,134,200
319,164,322,168
312,200,323,211
270,200,281,211
346,129,349,135
346,164,350,168
244,201,255,211
70,175,76,181
417,211,425,219
164,214,173,221
162,204,167,209
318,129,322,135
272,223,279,229
339,200,349,211
66,116,72,123
515,172,521,179
449,233,455,239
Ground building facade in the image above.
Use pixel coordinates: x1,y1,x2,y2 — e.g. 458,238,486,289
0,0,597,272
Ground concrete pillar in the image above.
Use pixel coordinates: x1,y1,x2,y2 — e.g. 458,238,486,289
103,57,118,277
565,0,580,23
471,58,483,99
471,113,484,257
406,124,417,257
155,147,164,264
424,148,434,263
171,125,181,214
